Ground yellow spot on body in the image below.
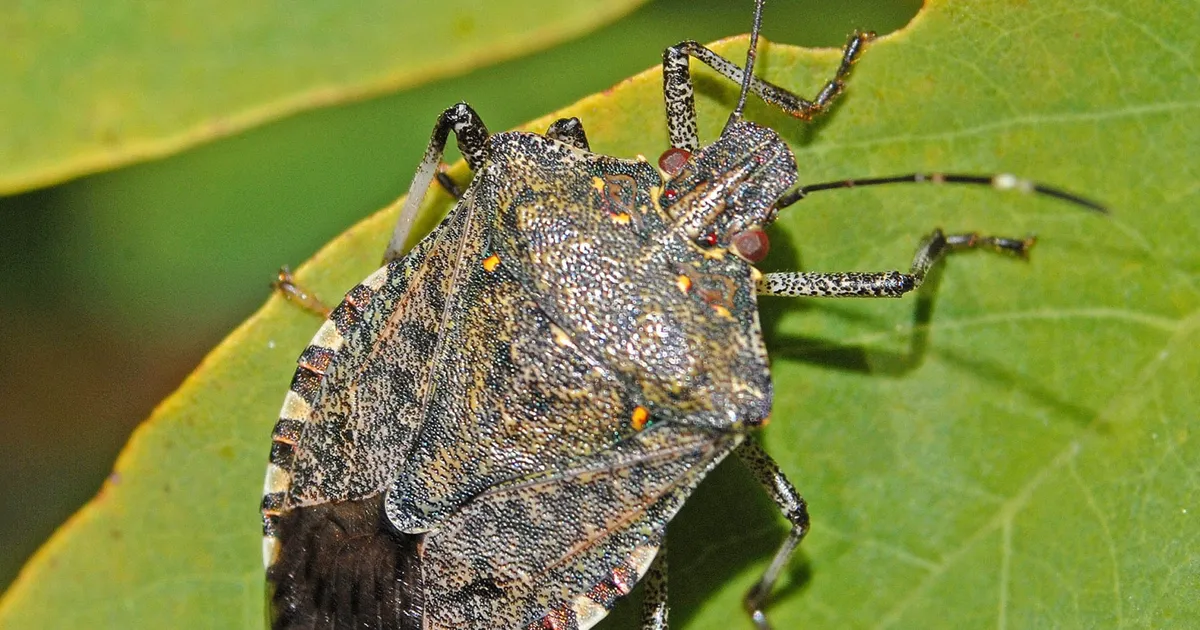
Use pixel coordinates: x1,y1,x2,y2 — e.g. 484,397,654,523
629,544,659,579
280,390,312,421
361,265,389,290
483,254,501,272
312,320,345,351
675,274,692,294
591,176,606,193
711,304,732,318
611,212,631,225
551,324,573,348
571,596,607,628
631,406,650,431
750,266,763,282
263,536,280,568
262,464,291,494
702,247,727,260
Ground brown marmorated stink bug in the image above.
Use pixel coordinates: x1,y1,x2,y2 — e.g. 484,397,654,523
260,1,1106,628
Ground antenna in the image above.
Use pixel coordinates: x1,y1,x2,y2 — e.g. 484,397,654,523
776,172,1109,214
723,0,766,133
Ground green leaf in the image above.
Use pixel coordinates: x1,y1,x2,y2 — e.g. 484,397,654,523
2,0,1195,627
0,0,646,195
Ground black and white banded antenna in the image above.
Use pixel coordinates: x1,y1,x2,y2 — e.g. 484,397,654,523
777,172,1109,214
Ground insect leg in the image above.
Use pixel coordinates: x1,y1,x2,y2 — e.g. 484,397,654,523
384,102,490,263
434,169,464,201
641,541,669,630
756,229,1035,298
662,31,873,151
545,117,591,151
271,266,331,317
735,438,809,630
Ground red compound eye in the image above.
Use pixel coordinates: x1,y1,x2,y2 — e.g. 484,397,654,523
731,227,770,263
658,147,691,176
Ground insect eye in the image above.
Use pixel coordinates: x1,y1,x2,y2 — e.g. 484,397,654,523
658,147,691,176
730,227,770,263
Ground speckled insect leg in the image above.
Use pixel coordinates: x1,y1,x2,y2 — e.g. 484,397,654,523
640,543,668,630
384,102,490,263
545,117,591,151
662,30,873,151
757,229,1036,298
735,438,809,630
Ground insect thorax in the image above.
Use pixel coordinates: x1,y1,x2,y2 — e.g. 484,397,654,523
480,131,780,430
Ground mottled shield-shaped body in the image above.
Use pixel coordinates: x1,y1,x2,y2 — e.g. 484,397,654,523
262,124,796,629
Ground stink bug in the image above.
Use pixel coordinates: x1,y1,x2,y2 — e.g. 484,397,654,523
260,1,1105,628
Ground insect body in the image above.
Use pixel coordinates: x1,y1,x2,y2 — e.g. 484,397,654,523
261,2,1103,628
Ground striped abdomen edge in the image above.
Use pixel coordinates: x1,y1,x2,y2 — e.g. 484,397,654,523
525,543,661,630
260,264,394,569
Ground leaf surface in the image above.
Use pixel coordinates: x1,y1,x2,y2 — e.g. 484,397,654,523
1,0,1195,627
0,0,645,194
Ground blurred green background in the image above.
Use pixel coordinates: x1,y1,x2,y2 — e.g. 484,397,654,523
0,0,920,593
